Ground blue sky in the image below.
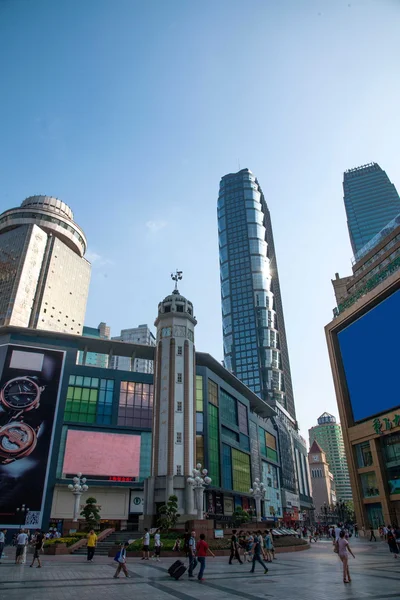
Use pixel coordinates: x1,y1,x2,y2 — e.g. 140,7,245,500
1,0,399,439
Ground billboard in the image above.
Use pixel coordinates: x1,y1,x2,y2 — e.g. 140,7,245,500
63,430,141,480
337,289,400,422
0,345,65,528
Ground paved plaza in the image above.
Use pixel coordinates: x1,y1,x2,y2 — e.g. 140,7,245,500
1,538,399,600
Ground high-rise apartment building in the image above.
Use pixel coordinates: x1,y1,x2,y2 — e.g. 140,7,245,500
309,413,352,502
0,195,90,334
343,163,400,258
111,324,155,373
218,169,312,523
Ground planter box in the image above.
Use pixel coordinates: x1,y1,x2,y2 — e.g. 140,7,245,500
44,543,69,555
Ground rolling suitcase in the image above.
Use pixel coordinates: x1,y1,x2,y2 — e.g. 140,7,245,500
168,559,187,580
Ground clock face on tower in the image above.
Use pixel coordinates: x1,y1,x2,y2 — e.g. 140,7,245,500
161,327,171,338
312,455,319,462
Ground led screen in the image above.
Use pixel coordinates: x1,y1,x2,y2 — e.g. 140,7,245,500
337,288,400,422
63,430,141,478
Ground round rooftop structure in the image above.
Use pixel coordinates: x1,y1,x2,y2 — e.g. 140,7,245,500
0,195,87,257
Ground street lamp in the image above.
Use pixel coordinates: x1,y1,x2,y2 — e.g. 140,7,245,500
67,472,88,522
187,463,212,520
249,478,266,523
336,499,346,524
16,504,30,528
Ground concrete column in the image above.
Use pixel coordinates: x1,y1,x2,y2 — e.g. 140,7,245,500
185,483,194,515
166,475,174,502
145,477,155,516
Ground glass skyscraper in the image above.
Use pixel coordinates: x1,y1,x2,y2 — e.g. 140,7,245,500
218,168,296,420
343,163,400,257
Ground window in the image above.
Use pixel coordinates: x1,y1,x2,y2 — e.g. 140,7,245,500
232,448,251,493
177,401,183,412
355,441,373,468
360,472,379,498
208,403,220,486
220,389,237,426
176,432,182,444
65,376,114,425
222,444,232,489
118,381,154,428
177,373,182,384
196,435,204,466
208,379,218,406
176,465,182,475
177,346,183,356
196,412,204,433
196,376,203,411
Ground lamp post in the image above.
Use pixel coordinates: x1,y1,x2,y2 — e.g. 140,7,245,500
187,463,212,520
67,472,88,522
16,504,30,528
249,478,266,523
336,499,346,524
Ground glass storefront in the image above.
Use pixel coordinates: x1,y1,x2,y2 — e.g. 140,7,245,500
366,502,383,528
360,472,380,498
355,441,373,468
381,431,400,495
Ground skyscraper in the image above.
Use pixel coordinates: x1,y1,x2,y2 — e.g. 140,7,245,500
343,163,400,257
218,169,313,522
0,195,91,334
218,168,295,419
111,324,155,373
77,322,111,368
309,413,352,502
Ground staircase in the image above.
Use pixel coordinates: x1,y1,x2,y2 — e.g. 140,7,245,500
73,531,141,556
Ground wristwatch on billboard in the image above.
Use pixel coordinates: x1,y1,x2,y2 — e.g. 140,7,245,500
0,421,38,464
0,376,45,414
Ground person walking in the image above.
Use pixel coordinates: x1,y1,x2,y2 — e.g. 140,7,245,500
113,542,131,578
354,524,358,538
250,534,268,574
15,529,28,565
337,530,355,583
30,530,44,568
264,530,273,562
196,533,215,582
369,525,377,542
387,527,399,559
141,528,150,560
188,530,197,577
87,529,97,562
153,529,161,561
0,529,6,563
229,529,243,564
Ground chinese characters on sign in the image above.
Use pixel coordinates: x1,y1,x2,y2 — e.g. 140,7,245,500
373,415,400,434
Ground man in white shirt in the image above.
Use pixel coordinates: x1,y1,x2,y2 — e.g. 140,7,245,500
334,525,342,542
141,528,150,560
15,530,28,565
153,530,161,561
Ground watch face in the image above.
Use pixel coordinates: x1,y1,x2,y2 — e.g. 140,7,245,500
1,377,40,411
0,421,37,461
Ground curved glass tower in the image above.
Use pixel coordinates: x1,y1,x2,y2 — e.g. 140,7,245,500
218,169,296,421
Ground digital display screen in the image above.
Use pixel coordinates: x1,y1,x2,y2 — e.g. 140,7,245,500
337,289,400,422
63,430,141,478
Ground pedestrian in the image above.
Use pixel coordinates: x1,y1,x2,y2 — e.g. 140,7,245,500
15,529,28,565
113,542,131,578
229,529,243,564
87,529,97,562
336,530,355,583
30,529,44,568
369,525,377,542
196,533,215,582
264,530,273,562
387,528,399,559
188,530,197,578
334,524,342,542
172,536,181,552
183,530,190,556
269,530,277,560
250,534,269,574
354,524,358,538
153,529,162,561
141,528,150,560
244,532,254,562
0,529,6,563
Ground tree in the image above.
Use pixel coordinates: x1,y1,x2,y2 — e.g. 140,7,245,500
344,500,355,524
157,495,180,531
80,497,101,531
232,507,250,527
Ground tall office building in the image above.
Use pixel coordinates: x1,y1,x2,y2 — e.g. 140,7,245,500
218,169,313,522
218,169,295,420
309,413,352,502
0,195,90,334
111,324,155,373
343,163,400,258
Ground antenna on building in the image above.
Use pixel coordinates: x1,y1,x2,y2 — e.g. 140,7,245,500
171,269,183,293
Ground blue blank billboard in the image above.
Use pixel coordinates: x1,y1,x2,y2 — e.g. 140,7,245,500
337,288,400,422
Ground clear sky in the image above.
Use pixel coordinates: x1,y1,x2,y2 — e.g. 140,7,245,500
1,0,399,442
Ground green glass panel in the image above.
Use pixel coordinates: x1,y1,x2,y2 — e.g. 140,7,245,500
89,389,98,402
73,387,82,400
66,386,74,399
81,388,90,401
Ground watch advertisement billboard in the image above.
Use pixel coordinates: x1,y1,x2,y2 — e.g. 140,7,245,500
0,344,65,528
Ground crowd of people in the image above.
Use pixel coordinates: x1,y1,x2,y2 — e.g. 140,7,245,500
0,528,46,567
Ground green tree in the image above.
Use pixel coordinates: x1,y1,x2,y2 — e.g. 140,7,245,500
344,500,355,523
232,507,250,527
157,495,180,531
80,497,101,531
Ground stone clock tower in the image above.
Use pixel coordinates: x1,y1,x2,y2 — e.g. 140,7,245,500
143,272,197,521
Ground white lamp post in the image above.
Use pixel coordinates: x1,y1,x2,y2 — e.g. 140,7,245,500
249,478,265,523
187,463,212,520
67,472,88,522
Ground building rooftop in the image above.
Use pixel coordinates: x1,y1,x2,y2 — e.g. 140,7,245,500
309,440,324,454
